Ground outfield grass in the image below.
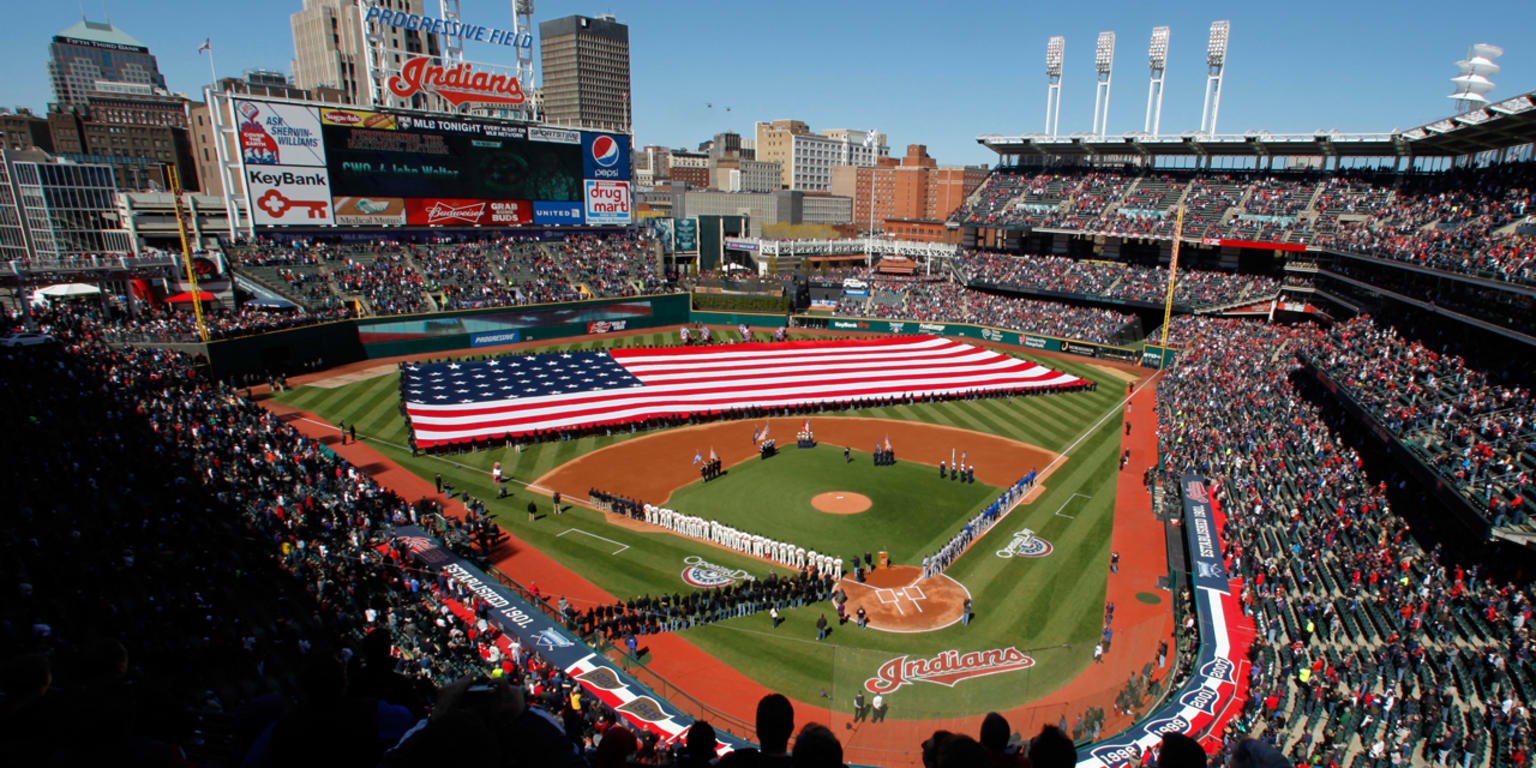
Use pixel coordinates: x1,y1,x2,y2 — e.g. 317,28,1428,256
667,445,999,564
271,331,1127,716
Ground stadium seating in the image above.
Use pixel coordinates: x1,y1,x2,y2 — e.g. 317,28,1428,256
948,163,1535,286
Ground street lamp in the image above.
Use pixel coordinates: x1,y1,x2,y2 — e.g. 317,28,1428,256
1449,43,1502,112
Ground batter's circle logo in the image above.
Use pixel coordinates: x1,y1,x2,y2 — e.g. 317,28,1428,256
591,135,620,167
680,556,751,588
996,529,1053,559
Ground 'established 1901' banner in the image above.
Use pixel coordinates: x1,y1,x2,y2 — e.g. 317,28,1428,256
1074,477,1255,768
388,527,747,756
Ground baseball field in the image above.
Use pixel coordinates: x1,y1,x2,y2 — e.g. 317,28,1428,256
268,328,1150,746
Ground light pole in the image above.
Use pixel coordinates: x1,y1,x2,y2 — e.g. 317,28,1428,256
1145,26,1170,137
1045,36,1065,138
1449,43,1502,112
1092,32,1115,138
1199,21,1230,136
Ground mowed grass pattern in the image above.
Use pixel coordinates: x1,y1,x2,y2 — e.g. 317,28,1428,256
272,332,1128,716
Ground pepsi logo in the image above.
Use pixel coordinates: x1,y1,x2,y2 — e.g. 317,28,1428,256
591,135,620,167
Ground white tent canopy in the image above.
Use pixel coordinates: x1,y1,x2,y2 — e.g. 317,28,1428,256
36,283,101,297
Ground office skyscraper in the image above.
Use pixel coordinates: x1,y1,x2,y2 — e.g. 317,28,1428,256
539,14,630,132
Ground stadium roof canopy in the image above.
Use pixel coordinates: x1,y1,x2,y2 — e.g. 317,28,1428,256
978,89,1536,161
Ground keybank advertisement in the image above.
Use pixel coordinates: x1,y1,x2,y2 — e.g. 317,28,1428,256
582,132,631,180
585,180,632,225
389,527,746,755
1072,476,1255,768
248,165,335,226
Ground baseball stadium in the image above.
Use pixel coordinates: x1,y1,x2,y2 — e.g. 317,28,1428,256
4,6,1536,768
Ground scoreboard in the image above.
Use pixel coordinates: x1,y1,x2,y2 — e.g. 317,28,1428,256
231,97,630,228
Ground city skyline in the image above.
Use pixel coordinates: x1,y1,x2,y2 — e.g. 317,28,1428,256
2,0,1533,165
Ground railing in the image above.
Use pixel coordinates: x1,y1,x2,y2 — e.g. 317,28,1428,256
3,254,179,277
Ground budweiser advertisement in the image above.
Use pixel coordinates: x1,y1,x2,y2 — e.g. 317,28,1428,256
406,198,532,227
388,56,527,108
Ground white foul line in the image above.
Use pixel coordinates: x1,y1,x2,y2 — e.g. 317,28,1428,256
1055,492,1092,519
556,527,630,555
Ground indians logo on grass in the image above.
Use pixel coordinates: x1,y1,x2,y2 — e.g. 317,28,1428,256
680,556,753,588
996,529,1053,559
864,647,1035,694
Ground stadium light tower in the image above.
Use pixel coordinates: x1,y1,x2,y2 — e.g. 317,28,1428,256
1092,31,1116,138
1045,36,1065,138
1145,26,1170,136
1449,43,1502,112
1199,20,1230,136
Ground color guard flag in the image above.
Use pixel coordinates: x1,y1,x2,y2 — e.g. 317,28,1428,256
803,418,811,433
402,335,1084,448
885,435,892,452
751,426,761,444
709,447,718,461
692,451,702,464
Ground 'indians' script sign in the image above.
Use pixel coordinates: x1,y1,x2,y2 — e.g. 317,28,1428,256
865,647,1035,693
388,56,527,107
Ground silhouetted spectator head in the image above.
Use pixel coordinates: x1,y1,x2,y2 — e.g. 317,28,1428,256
1158,732,1206,768
592,725,638,768
922,730,955,768
687,721,718,761
1,653,51,708
361,627,393,664
298,653,348,706
757,692,795,754
1228,739,1287,768
1028,725,1076,768
792,722,843,768
939,733,990,767
979,711,1010,753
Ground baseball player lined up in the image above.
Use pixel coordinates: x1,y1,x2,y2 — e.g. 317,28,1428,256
641,503,842,579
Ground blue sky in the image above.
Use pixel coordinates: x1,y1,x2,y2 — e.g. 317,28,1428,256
5,0,1532,165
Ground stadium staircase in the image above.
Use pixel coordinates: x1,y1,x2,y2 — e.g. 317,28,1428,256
395,248,437,310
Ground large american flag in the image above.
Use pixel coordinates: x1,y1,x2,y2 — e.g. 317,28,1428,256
402,335,1084,447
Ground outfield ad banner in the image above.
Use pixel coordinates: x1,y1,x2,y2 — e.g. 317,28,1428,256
388,527,746,755
673,218,698,252
1074,477,1255,768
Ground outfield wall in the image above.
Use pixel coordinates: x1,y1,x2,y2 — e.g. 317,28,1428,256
791,314,1142,362
356,293,691,358
689,309,790,328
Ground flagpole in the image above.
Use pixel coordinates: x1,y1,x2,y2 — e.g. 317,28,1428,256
203,40,217,89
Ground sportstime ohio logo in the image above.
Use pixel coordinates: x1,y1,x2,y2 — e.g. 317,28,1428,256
864,647,1035,694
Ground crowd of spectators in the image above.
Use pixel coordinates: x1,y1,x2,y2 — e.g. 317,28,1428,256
831,278,1139,343
1157,315,1536,768
1307,315,1533,528
83,304,352,342
230,232,667,317
949,164,1535,285
958,252,1279,309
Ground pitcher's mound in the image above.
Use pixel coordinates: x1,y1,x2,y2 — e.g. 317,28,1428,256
811,491,871,515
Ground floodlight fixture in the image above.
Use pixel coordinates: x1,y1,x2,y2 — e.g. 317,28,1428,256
1145,26,1170,136
1092,31,1116,137
1449,43,1503,111
1149,26,1170,70
1044,36,1065,137
1200,21,1231,135
1046,36,1065,77
1096,31,1116,73
1207,20,1230,66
